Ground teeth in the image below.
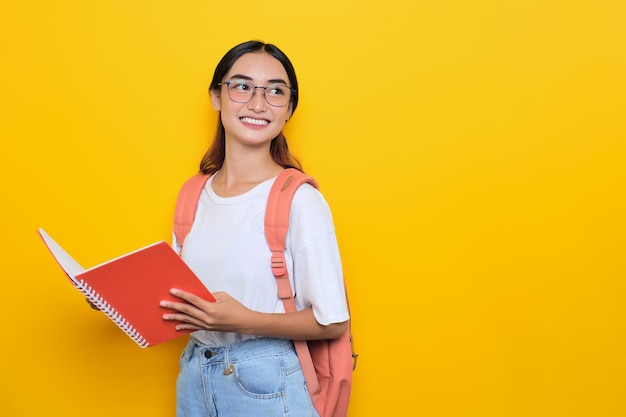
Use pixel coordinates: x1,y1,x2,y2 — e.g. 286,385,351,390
241,117,269,126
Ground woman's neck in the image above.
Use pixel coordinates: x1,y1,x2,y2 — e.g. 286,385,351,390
212,147,283,197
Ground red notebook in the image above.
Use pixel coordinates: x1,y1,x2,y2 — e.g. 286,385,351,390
37,228,215,348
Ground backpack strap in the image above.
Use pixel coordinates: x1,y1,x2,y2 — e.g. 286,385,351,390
265,169,319,300
173,174,212,250
264,168,322,397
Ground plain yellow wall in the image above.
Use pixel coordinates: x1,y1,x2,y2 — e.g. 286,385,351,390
2,1,625,416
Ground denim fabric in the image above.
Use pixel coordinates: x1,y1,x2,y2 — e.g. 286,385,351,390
176,337,319,417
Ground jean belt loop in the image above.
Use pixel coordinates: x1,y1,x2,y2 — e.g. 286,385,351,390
181,339,196,363
223,345,234,375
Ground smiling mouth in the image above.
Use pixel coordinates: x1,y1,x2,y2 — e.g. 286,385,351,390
240,117,269,126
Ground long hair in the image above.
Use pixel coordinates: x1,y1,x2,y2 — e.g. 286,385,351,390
199,41,302,174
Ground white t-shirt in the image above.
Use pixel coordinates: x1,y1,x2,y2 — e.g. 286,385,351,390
176,174,349,347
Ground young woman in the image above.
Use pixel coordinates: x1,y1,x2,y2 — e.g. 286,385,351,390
159,40,349,417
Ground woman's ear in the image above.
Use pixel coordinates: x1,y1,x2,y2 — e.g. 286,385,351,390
210,89,221,111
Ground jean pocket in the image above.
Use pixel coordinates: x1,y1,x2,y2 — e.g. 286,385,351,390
234,355,285,398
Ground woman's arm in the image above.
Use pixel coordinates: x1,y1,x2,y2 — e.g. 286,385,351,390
161,289,348,341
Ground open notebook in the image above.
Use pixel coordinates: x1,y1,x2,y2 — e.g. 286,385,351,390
38,228,214,347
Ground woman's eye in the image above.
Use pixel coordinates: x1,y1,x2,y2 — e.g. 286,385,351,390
268,85,287,96
232,81,251,91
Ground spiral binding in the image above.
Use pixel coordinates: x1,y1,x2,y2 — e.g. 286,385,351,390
77,279,149,348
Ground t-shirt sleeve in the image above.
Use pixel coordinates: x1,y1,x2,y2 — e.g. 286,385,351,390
288,184,350,325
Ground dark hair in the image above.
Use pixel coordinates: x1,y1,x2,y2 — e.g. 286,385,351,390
199,40,302,174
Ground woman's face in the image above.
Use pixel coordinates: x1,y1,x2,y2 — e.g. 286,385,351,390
211,52,293,148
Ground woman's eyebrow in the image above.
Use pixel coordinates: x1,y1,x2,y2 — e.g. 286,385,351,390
268,78,289,85
229,74,253,81
228,74,289,85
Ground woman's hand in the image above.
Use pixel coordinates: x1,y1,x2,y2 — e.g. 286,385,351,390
161,288,348,340
161,289,258,334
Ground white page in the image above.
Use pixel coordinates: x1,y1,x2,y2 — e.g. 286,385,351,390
38,228,85,283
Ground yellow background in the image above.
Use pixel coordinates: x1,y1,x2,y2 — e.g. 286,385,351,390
1,1,625,416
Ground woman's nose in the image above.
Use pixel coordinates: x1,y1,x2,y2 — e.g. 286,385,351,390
248,88,267,111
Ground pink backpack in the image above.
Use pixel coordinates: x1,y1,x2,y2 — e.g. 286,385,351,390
173,168,357,417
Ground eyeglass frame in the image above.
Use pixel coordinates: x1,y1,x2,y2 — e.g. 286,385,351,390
216,79,297,107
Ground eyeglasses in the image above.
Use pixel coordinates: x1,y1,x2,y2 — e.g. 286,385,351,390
218,79,295,107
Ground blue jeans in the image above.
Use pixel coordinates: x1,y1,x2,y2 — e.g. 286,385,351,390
176,337,319,417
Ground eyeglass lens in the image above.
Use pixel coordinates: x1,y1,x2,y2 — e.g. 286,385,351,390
226,80,292,107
